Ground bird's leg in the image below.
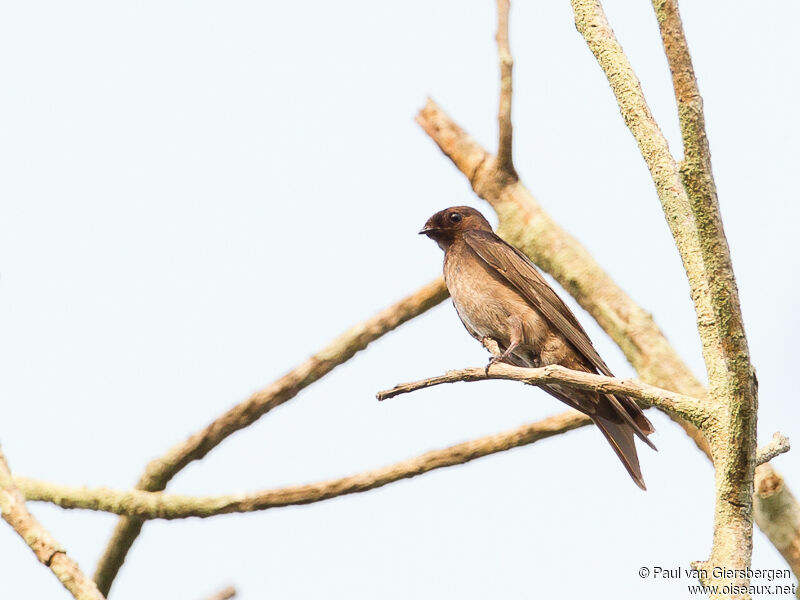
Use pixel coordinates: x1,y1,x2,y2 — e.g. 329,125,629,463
485,318,523,374
487,340,519,371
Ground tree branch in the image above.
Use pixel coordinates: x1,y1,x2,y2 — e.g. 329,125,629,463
653,0,717,201
495,0,515,174
92,278,448,595
0,446,105,600
14,426,788,524
377,363,707,427
755,433,791,468
16,411,589,519
571,0,757,591
568,0,711,348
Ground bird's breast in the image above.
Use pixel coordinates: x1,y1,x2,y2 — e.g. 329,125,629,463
443,242,547,351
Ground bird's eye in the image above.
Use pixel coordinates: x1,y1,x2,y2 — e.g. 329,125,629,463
449,212,462,223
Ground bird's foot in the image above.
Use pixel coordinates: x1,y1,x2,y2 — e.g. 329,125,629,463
482,337,503,376
485,340,520,376
485,354,505,376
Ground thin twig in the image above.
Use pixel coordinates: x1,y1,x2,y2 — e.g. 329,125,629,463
756,433,791,467
377,363,706,427
495,0,515,174
16,412,590,519
0,446,105,600
92,278,448,595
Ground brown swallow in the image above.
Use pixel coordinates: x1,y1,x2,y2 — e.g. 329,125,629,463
420,206,656,489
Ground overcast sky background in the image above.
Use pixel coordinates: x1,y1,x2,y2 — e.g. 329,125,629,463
1,2,798,599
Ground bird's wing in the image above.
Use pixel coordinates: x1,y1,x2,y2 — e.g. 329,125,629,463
463,229,614,377
465,229,657,452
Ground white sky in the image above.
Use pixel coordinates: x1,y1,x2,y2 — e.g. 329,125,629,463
1,2,798,599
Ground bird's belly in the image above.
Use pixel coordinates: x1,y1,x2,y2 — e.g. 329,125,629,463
445,255,548,356
451,290,515,341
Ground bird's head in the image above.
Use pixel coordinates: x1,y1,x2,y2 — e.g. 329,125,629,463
419,206,493,249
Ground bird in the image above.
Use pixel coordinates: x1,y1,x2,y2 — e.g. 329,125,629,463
419,205,656,489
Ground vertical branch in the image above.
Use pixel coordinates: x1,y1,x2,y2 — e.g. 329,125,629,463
0,446,106,600
653,0,717,196
571,0,757,593
652,0,759,584
496,0,516,175
651,0,747,391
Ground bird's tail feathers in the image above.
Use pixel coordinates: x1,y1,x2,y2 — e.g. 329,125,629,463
621,395,656,436
604,394,657,450
593,413,647,491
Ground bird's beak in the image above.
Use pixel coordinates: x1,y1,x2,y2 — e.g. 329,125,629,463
419,226,440,236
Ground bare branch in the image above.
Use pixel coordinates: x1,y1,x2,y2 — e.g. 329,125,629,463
570,0,757,587
92,278,448,595
378,363,707,427
756,433,791,467
15,427,790,524
17,412,589,519
653,0,717,197
0,446,105,600
569,0,711,341
649,13,760,568
495,0,515,174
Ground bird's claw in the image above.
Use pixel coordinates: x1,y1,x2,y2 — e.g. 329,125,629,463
485,355,503,376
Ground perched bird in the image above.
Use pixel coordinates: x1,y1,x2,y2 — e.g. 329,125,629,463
420,206,656,489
